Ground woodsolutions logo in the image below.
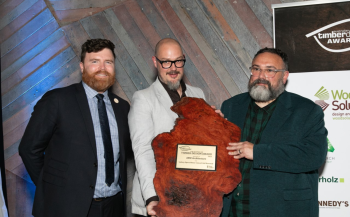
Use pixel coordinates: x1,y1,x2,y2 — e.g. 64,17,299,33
315,86,350,120
306,19,350,53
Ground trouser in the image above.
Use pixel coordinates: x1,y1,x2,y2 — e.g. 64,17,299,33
87,192,124,217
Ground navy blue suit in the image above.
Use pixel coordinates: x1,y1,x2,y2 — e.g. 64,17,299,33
19,83,132,217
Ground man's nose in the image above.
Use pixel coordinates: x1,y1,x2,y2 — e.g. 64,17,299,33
100,63,106,70
258,69,266,79
170,62,177,71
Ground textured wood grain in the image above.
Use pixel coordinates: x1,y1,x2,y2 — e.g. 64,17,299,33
1,18,59,70
113,4,156,76
0,0,38,31
61,20,90,57
177,0,249,93
245,0,273,37
49,0,125,10
91,12,148,91
2,35,69,95
213,0,260,58
228,0,273,49
79,16,104,39
2,56,79,121
5,153,23,171
1,8,53,57
2,47,75,109
0,0,25,19
104,8,155,85
124,1,161,50
53,6,112,26
4,119,27,150
0,0,46,44
167,0,239,97
262,0,281,13
197,0,252,75
1,29,64,81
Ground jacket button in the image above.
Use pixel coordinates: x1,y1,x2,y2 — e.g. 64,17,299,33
94,163,97,167
90,185,94,189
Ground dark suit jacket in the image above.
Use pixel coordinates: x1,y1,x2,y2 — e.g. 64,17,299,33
220,91,327,217
19,83,132,217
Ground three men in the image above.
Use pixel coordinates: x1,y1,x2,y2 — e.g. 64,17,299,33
128,38,205,216
221,48,328,217
19,39,132,217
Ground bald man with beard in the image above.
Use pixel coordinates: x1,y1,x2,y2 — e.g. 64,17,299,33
19,39,132,217
128,38,206,216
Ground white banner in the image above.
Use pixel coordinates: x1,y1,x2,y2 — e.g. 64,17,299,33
287,72,350,216
274,0,350,216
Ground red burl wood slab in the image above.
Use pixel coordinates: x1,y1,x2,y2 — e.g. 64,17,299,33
152,97,242,217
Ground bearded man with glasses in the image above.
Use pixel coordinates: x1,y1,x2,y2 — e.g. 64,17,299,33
220,48,327,217
128,38,205,216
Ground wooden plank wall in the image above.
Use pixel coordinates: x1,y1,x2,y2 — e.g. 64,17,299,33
1,0,311,216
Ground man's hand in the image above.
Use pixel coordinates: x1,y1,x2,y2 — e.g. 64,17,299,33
211,105,224,118
227,141,254,160
146,201,159,217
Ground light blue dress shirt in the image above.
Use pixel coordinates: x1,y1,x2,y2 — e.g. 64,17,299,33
83,82,121,198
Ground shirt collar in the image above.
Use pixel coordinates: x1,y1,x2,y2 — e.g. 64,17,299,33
251,97,278,114
158,77,186,96
82,82,109,100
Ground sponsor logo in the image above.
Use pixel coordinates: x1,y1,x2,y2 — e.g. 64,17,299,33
319,201,349,208
327,138,335,152
319,176,344,183
315,86,350,120
306,19,350,53
326,156,335,162
314,86,330,111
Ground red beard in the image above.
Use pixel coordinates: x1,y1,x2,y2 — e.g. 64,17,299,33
82,70,115,92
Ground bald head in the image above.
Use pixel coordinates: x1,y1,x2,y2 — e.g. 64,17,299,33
155,38,183,56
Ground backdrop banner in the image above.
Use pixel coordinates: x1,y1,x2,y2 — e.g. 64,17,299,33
273,1,350,216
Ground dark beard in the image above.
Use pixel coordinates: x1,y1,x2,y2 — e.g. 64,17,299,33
248,78,285,102
82,70,116,92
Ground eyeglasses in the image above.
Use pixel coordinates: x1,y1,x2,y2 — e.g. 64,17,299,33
249,66,286,78
155,56,186,69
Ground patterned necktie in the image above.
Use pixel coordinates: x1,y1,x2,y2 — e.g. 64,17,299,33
96,94,114,186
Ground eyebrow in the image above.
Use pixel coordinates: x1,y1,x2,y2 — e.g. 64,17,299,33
88,58,114,62
251,64,277,69
158,56,184,61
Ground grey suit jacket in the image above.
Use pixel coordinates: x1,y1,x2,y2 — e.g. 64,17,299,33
128,78,205,216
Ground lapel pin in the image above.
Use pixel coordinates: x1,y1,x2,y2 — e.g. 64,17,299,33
114,98,119,103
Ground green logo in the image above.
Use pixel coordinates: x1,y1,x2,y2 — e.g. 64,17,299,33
319,176,345,183
315,86,329,100
327,138,335,152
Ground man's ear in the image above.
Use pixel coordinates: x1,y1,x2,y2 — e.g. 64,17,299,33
283,71,289,84
79,62,84,74
152,56,158,69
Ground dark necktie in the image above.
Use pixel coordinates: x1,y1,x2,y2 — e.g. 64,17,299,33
96,94,114,186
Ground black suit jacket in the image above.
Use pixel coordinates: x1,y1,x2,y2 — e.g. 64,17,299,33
19,83,132,217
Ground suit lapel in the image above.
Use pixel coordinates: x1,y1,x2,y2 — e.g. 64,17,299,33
108,93,126,158
260,92,292,143
154,78,178,120
228,94,250,130
75,83,97,157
